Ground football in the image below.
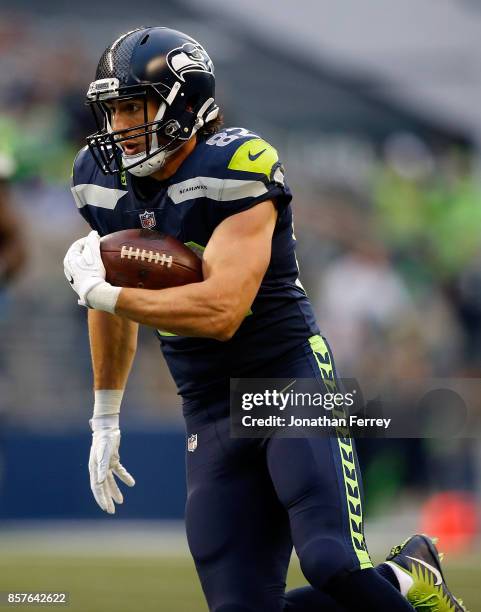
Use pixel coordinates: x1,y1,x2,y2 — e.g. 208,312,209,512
100,229,203,289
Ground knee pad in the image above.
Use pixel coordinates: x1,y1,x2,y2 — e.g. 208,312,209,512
298,536,353,589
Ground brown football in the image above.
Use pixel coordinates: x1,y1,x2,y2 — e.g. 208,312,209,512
100,229,203,289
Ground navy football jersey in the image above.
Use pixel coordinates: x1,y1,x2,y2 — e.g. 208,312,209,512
71,127,319,398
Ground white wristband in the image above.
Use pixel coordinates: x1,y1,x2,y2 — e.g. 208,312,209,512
93,389,124,416
90,414,119,431
91,390,124,431
86,282,122,314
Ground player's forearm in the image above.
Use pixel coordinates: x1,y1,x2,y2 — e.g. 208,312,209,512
115,278,243,341
88,309,139,389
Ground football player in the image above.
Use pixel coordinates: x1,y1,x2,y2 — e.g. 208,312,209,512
63,27,468,612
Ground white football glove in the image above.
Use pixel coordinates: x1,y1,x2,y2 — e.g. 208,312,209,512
64,230,106,306
63,230,121,312
89,415,135,514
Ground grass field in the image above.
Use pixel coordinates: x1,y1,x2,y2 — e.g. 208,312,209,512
0,521,479,611
1,553,480,611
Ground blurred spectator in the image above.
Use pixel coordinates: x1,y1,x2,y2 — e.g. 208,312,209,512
0,135,26,342
317,238,423,378
0,133,26,501
0,182,26,289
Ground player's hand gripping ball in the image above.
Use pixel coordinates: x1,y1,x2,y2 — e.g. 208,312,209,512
100,229,203,289
64,229,203,309
63,230,107,307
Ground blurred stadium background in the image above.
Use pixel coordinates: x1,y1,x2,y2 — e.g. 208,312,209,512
1,0,481,609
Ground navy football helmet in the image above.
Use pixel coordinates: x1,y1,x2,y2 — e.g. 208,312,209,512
86,27,219,176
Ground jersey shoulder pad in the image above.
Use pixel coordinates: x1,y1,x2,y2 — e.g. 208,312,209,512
71,146,127,211
201,127,281,182
71,146,98,187
178,127,290,215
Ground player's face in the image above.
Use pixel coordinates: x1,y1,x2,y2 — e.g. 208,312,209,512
105,97,160,155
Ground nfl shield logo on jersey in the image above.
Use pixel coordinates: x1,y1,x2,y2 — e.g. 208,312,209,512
139,210,156,229
188,433,198,452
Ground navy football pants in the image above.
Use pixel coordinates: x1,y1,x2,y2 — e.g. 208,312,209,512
183,336,373,611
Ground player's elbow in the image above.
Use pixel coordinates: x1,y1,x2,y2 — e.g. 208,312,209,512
209,305,244,342
213,330,231,342
210,314,239,342
213,323,237,342
205,280,251,341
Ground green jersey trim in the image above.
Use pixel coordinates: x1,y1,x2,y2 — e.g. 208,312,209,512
228,139,279,178
308,334,373,570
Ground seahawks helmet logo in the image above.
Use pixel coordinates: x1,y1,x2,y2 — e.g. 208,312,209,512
166,42,214,82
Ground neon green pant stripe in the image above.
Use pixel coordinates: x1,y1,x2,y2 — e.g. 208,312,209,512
308,335,373,569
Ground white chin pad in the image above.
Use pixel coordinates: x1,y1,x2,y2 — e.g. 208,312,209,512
123,150,168,177
122,101,175,177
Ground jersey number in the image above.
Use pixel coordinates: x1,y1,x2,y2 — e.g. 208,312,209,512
206,128,256,147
